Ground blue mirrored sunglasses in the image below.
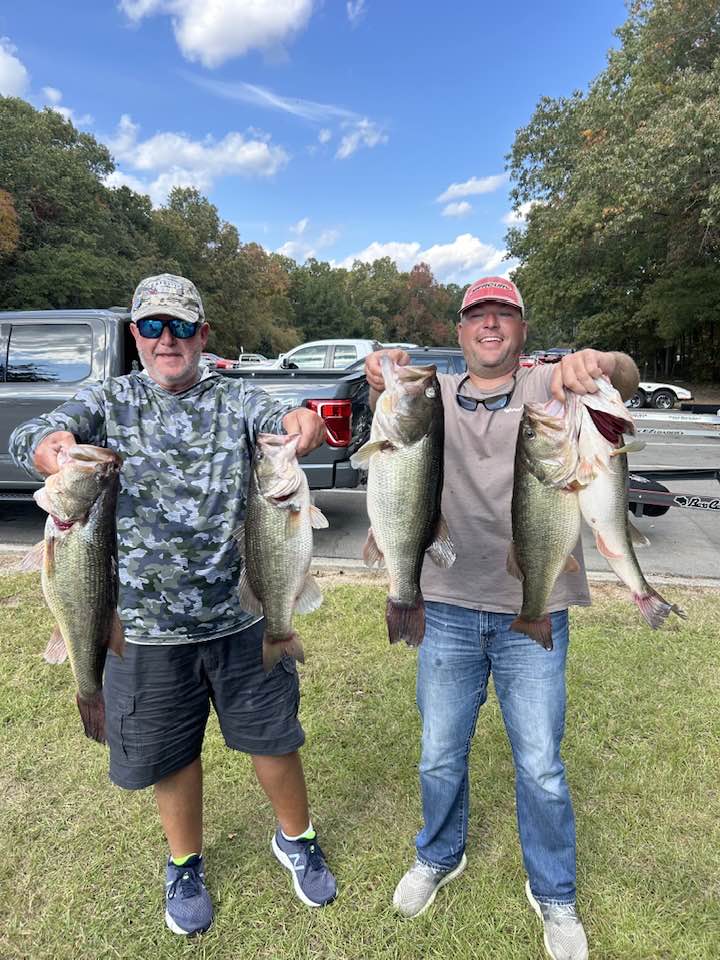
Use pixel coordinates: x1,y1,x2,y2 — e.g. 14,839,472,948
135,316,200,339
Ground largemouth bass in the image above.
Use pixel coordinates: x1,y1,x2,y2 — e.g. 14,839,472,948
30,444,124,743
237,433,327,672
351,356,455,646
507,396,584,650
578,377,686,627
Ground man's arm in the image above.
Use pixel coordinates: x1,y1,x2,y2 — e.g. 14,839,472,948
550,349,639,402
9,383,108,479
241,382,325,457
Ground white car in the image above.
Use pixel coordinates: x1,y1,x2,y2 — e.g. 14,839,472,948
271,338,383,370
626,381,693,410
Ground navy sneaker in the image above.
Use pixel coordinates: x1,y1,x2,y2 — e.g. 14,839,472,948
164,854,213,935
271,828,337,907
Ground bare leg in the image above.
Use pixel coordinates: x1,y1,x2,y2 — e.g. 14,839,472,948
154,757,203,859
252,751,310,835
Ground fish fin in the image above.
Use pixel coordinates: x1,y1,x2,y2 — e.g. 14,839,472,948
107,611,125,657
295,573,323,614
238,567,264,616
232,524,246,556
563,554,581,573
309,504,329,529
594,531,623,559
575,458,596,486
362,528,385,568
610,440,645,455
633,588,687,629
262,631,305,673
77,690,106,744
43,626,68,664
629,522,650,547
349,440,388,469
506,543,524,581
426,514,456,568
510,615,554,651
386,594,425,647
33,487,53,514
20,539,45,572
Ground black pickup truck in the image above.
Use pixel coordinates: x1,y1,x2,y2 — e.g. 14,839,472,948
0,309,371,497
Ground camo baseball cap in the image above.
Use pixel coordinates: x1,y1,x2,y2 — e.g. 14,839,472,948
131,273,205,325
459,276,524,318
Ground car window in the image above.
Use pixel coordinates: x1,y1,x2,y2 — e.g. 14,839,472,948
6,323,93,383
288,345,328,368
331,345,357,368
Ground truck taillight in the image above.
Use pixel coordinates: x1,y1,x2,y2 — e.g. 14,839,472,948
305,399,352,447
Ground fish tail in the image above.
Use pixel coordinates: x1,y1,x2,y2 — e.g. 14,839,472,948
386,594,425,647
633,588,687,629
76,690,106,744
262,631,306,673
510,615,554,651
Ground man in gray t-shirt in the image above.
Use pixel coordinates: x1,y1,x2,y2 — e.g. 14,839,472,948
365,275,639,960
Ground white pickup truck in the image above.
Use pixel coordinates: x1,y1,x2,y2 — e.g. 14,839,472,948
268,338,383,370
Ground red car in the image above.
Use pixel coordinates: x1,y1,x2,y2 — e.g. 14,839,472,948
201,352,236,369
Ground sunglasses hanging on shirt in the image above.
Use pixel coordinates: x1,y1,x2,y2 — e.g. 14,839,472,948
135,316,200,339
455,374,516,412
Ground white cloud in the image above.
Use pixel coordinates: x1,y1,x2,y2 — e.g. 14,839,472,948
42,85,62,104
290,217,309,235
347,1,367,26
188,76,387,160
276,224,340,263
119,0,316,68
502,200,537,225
442,201,472,218
0,37,29,96
104,113,288,204
336,118,387,159
41,87,93,126
436,173,509,204
187,75,356,123
339,233,511,284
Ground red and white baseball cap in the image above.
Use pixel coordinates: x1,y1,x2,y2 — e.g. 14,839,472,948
459,276,524,318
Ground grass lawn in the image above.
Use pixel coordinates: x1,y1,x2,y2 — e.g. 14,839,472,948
1,573,718,960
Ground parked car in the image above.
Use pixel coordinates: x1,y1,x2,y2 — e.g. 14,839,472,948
347,346,467,375
236,352,267,365
201,352,236,369
272,338,383,370
626,381,693,410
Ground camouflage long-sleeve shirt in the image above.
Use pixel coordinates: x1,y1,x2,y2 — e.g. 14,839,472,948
10,369,292,644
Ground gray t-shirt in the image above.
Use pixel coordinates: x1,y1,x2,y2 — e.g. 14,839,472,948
421,364,591,614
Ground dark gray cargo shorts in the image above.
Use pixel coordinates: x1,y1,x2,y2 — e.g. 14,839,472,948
104,619,304,790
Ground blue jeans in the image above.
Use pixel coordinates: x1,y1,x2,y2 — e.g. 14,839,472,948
415,601,576,904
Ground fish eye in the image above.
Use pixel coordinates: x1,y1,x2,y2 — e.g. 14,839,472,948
523,426,535,440
425,386,436,399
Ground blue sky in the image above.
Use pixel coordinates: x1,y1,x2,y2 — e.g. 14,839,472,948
1,0,628,284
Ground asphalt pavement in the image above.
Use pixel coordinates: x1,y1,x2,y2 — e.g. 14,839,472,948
1,410,718,582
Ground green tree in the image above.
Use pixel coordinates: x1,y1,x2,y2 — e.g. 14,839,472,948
507,0,720,379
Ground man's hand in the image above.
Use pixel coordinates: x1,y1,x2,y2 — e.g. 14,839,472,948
550,349,639,402
364,348,410,394
33,431,76,476
282,408,326,457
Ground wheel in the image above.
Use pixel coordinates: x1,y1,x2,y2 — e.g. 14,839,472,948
627,389,646,409
651,388,676,410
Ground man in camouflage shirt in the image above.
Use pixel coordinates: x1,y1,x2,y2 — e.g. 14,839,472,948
10,274,337,935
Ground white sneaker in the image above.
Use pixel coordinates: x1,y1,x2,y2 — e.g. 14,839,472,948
392,854,467,918
526,879,589,960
